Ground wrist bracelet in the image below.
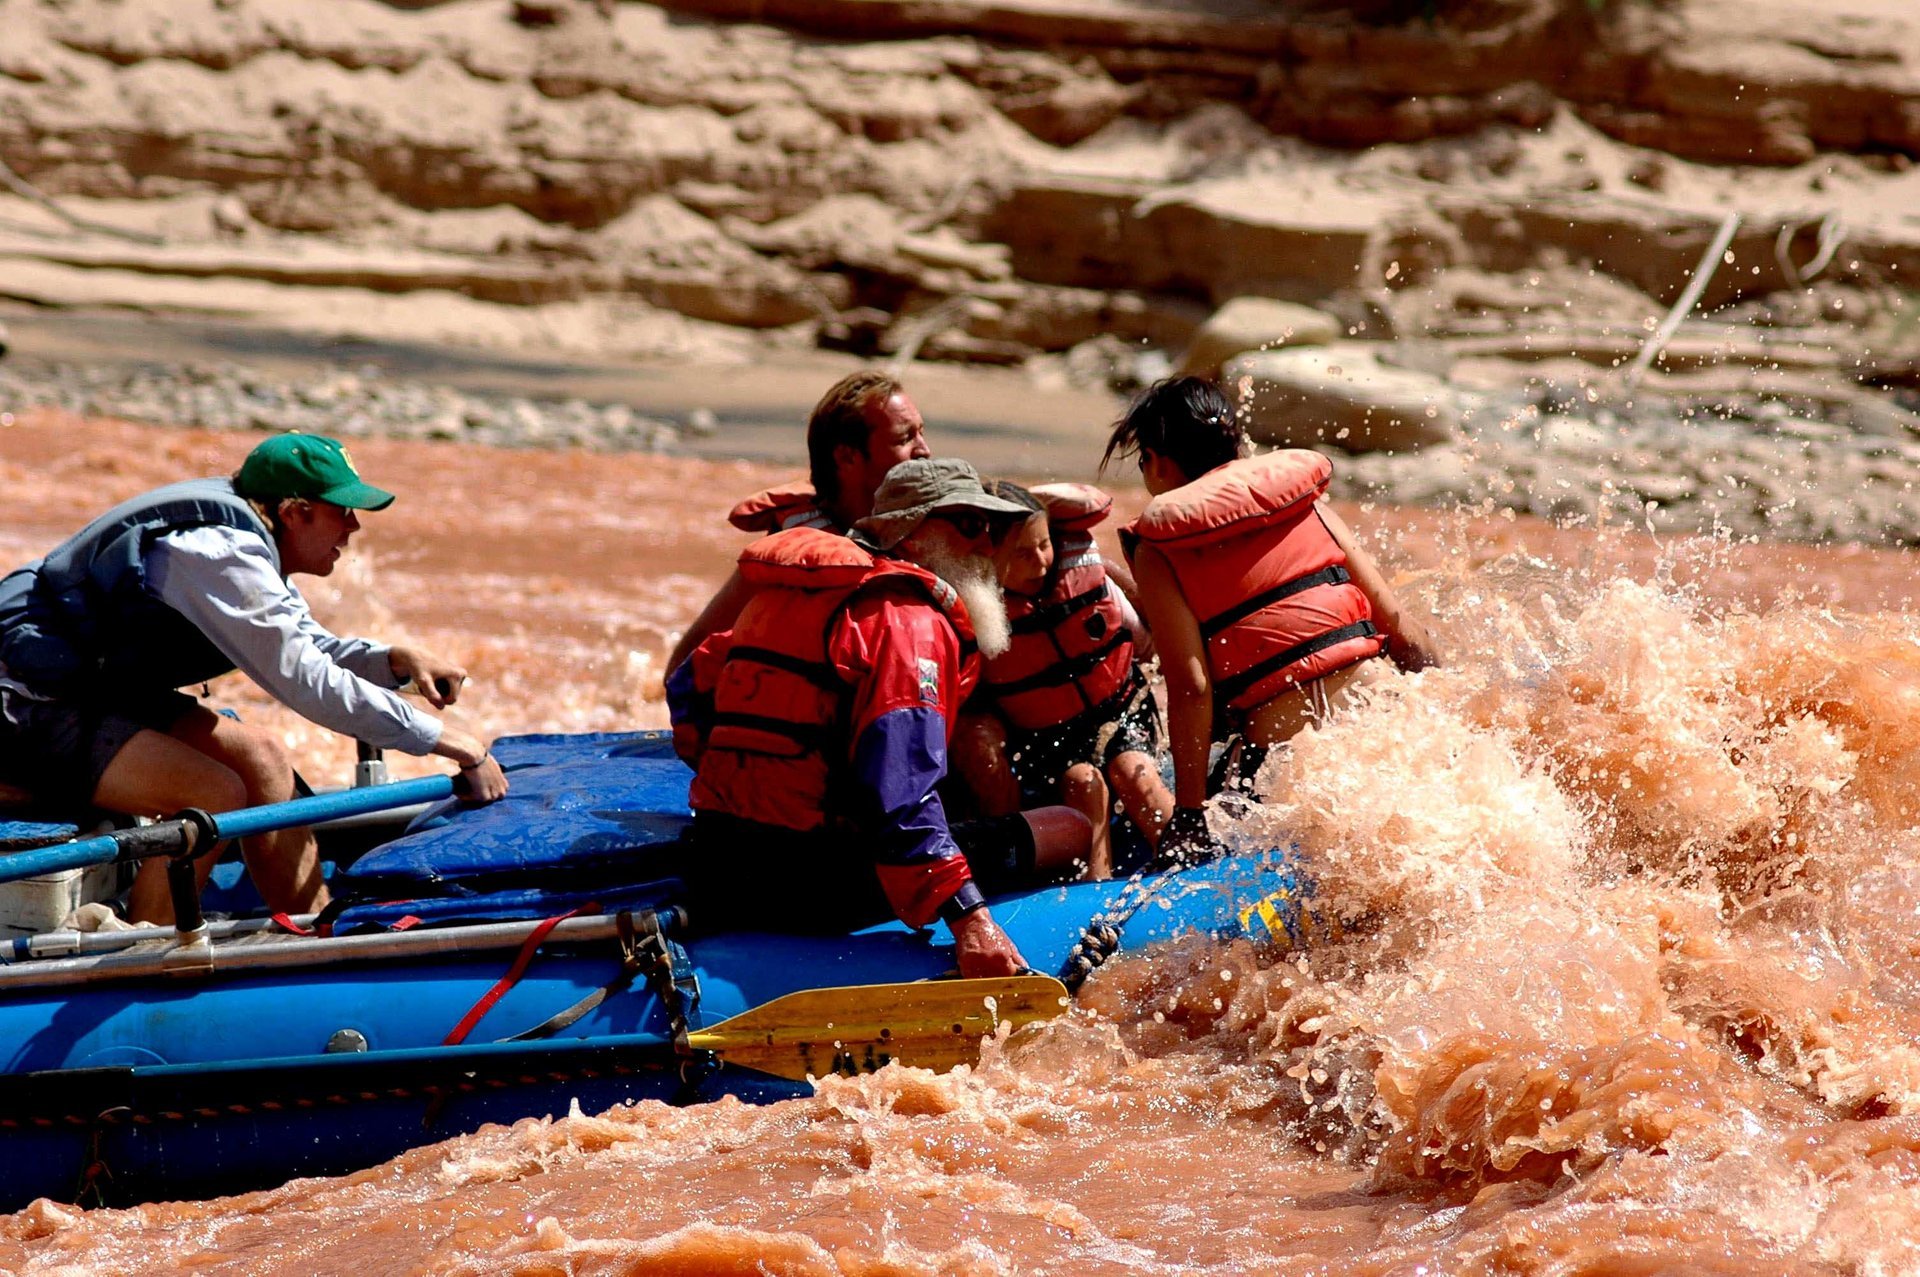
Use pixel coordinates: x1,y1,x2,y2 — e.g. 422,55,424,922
938,883,987,924
460,751,491,770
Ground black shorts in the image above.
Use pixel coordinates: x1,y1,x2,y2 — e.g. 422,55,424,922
1007,677,1161,805
683,810,1048,933
0,681,195,810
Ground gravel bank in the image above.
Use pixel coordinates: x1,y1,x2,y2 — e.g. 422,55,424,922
4,353,1918,549
1333,384,1920,548
0,357,685,454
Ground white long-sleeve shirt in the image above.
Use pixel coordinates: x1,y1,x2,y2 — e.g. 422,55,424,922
145,525,443,755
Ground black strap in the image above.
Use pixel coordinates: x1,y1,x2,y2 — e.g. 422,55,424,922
504,908,702,1051
987,631,1127,699
505,909,643,1042
1009,585,1107,636
708,710,835,750
1198,565,1352,642
1212,620,1378,706
726,645,843,693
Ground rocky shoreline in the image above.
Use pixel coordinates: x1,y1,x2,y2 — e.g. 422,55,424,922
0,355,685,454
6,344,1918,550
2,0,1918,551
1336,376,1920,548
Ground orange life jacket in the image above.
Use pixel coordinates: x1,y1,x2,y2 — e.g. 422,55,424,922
983,483,1135,731
728,480,840,534
1125,451,1381,714
691,527,974,831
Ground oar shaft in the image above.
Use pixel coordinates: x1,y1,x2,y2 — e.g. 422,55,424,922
211,775,453,840
0,775,455,886
0,828,167,885
0,912,637,990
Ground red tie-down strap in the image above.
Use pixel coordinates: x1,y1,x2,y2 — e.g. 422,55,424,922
274,911,417,937
442,907,593,1046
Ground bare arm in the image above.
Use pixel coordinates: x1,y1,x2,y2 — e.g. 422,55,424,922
665,567,755,678
1102,552,1140,603
434,725,508,801
1132,543,1213,808
1318,502,1437,673
1100,555,1155,662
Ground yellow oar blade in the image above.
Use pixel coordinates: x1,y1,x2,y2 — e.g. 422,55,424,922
686,975,1070,1083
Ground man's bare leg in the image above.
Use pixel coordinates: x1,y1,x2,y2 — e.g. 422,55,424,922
949,712,1021,818
93,728,249,925
1108,749,1174,849
169,708,327,916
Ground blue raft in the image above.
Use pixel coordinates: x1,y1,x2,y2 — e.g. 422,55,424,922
0,731,1310,1210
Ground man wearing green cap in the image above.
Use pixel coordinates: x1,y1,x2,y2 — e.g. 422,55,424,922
0,432,508,924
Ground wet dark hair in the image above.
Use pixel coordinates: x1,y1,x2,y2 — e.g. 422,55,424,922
1100,376,1245,482
983,478,1044,516
807,369,903,504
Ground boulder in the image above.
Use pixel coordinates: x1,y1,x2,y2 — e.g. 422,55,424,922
1224,345,1459,453
1179,297,1340,378
985,176,1385,303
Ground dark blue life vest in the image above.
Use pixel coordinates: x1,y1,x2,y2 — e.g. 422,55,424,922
0,478,276,698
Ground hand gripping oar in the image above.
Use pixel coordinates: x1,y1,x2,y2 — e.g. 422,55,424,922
684,975,1071,1082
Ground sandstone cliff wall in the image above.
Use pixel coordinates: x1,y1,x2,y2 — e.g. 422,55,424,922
2,0,1916,362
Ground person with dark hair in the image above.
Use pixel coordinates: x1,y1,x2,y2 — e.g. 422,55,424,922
1107,377,1436,860
667,459,1092,978
951,479,1173,878
1099,375,1244,486
665,370,930,676
0,433,508,924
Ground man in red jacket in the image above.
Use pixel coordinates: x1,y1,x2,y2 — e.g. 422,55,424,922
668,459,1087,977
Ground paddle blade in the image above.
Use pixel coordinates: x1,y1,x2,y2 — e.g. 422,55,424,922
687,975,1070,1083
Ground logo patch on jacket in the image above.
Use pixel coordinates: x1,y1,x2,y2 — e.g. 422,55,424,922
917,658,941,704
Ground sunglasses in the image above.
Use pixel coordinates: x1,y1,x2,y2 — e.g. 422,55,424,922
930,509,993,540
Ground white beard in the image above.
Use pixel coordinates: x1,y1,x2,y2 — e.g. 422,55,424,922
922,548,1013,660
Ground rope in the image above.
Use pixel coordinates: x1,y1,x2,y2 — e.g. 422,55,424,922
1774,211,1848,290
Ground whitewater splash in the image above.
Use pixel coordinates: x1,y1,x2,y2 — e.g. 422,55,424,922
5,435,1920,1272
1205,530,1920,1269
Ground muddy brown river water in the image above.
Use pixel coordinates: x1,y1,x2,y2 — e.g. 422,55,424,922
3,409,1920,1275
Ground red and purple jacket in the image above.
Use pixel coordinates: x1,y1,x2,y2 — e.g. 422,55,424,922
666,528,984,928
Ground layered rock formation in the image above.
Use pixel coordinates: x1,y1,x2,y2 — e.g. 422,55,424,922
2,0,1919,539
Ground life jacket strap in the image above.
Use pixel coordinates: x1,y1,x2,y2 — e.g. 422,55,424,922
1008,584,1109,636
1211,620,1378,707
1198,565,1352,642
708,710,837,751
726,644,844,693
987,630,1128,699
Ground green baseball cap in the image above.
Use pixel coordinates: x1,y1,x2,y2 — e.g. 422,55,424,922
234,433,395,511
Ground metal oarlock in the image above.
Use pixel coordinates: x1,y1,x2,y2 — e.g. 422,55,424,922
164,808,223,941
353,740,391,788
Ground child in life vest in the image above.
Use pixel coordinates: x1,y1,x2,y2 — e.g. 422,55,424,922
950,481,1174,878
1107,376,1437,862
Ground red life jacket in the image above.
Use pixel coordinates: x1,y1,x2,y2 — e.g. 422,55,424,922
691,527,975,832
728,480,840,534
983,484,1135,731
1125,451,1381,713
